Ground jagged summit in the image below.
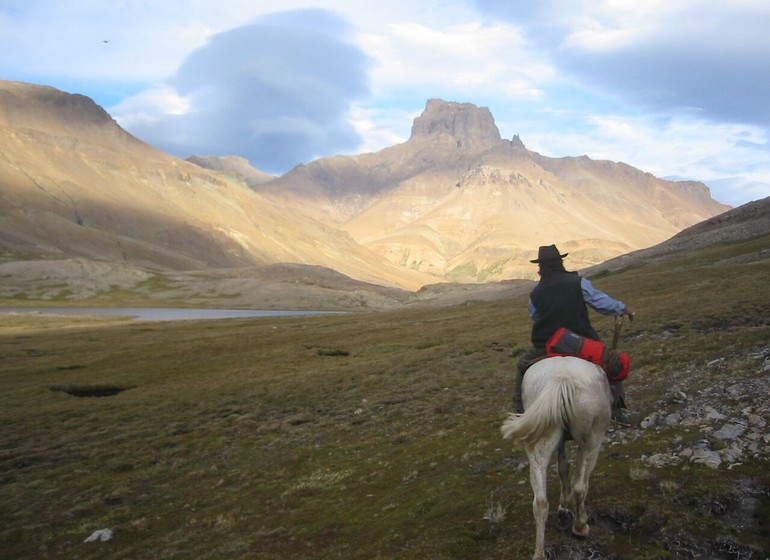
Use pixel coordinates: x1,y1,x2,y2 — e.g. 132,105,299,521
409,99,502,150
511,134,526,150
259,99,511,200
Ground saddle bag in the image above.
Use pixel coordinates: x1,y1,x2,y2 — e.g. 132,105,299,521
545,327,630,382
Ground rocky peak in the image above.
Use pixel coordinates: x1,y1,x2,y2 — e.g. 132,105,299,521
511,134,526,150
409,99,501,150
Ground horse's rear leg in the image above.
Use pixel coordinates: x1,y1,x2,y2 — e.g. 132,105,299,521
555,439,573,528
526,433,561,560
527,449,549,560
556,438,574,521
569,442,602,537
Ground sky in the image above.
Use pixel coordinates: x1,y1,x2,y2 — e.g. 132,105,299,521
1,1,769,207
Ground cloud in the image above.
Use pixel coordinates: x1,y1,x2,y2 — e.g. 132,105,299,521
0,0,211,86
466,0,770,205
705,177,770,207
471,1,770,129
361,20,551,102
348,105,414,154
561,9,770,129
111,9,371,173
349,17,556,156
3,0,767,204
515,109,769,206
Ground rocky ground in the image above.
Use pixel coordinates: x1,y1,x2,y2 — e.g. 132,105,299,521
617,346,770,470
494,344,770,560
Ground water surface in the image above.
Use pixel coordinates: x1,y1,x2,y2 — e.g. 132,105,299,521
0,307,344,322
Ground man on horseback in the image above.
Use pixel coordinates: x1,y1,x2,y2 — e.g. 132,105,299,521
514,244,635,425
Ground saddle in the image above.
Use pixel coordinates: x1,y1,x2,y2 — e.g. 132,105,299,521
543,327,630,382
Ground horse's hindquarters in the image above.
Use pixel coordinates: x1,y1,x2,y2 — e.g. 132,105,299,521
503,355,611,560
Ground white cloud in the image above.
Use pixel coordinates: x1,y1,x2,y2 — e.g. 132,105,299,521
362,21,552,101
111,87,191,127
517,111,770,205
561,0,682,51
348,106,412,154
0,2,212,82
706,177,770,207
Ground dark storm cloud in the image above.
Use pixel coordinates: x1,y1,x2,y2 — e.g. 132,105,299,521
130,9,370,173
470,1,770,129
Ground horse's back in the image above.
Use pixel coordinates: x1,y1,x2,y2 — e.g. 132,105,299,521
522,356,611,442
524,356,609,401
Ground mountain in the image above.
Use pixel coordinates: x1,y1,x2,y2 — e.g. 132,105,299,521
0,81,434,290
0,82,730,297
254,99,730,281
584,196,770,275
186,155,275,187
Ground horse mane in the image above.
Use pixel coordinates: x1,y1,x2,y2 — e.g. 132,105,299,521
501,372,576,446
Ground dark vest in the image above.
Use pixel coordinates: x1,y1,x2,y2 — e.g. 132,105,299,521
530,270,599,347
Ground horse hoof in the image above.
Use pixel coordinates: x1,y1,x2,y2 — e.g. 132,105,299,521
557,507,572,529
572,524,590,538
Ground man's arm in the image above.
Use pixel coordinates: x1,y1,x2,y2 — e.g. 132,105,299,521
581,277,633,318
528,298,538,320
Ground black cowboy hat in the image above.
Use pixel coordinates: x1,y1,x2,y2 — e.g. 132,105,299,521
530,244,569,263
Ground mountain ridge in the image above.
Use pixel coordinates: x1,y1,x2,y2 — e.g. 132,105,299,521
0,81,731,294
0,80,435,290
249,99,729,280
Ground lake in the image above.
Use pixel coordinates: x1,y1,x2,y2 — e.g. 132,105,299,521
0,307,346,322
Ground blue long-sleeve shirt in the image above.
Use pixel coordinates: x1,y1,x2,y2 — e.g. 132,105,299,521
529,277,626,321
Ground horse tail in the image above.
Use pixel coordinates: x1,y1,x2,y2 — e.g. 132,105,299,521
501,375,576,447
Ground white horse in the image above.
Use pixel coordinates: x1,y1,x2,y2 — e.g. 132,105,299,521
501,356,612,560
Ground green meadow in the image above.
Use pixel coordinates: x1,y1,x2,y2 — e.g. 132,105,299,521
2,235,769,559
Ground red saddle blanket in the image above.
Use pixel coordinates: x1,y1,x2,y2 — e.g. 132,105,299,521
545,327,630,382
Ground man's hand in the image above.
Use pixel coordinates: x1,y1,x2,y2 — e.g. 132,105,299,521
623,306,635,321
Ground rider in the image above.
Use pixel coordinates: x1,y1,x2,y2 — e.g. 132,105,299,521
514,244,634,425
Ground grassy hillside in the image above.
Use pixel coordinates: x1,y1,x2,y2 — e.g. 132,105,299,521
1,235,768,559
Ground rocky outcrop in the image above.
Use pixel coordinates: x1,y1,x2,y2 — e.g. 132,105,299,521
409,98,501,151
257,99,731,282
